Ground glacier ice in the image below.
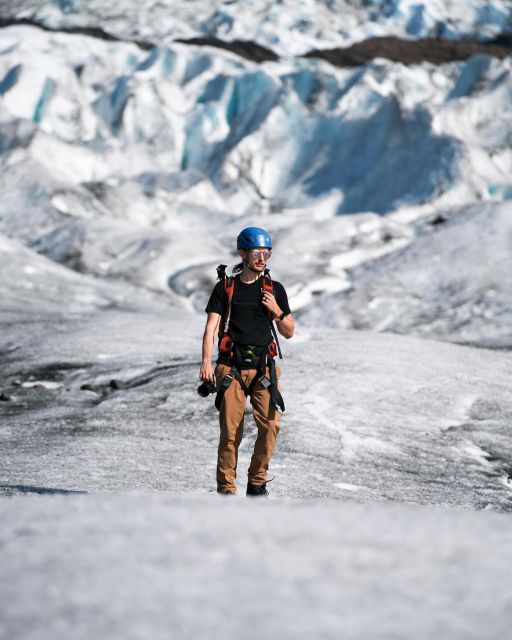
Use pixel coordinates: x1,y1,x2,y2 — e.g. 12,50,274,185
2,0,512,54
1,24,511,216
1,7,512,635
0,14,511,348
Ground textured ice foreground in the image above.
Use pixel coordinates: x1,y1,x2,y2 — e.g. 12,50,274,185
1,493,512,640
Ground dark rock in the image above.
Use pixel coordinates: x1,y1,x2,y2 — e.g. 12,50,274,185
80,383,94,391
303,36,512,68
109,379,125,390
0,17,153,50
0,393,11,401
431,214,447,226
175,37,279,63
492,33,512,47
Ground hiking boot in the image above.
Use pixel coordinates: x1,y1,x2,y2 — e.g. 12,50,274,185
217,489,236,496
246,482,269,497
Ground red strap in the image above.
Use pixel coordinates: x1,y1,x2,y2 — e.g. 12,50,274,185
218,276,234,342
225,277,235,300
262,270,274,322
219,270,282,359
261,272,273,293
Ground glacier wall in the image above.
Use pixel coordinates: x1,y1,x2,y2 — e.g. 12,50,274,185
1,23,511,218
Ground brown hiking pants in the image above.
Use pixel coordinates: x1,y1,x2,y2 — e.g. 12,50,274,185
215,363,281,493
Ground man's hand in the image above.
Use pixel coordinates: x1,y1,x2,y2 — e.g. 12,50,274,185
261,291,281,319
199,362,215,383
262,292,295,338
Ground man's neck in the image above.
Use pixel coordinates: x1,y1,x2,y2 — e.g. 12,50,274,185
240,266,262,284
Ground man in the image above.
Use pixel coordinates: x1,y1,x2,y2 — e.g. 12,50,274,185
200,226,294,496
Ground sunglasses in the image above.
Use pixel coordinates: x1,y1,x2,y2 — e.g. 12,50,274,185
248,249,271,260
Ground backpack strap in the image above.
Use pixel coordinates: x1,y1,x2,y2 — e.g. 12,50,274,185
216,264,235,348
262,268,283,360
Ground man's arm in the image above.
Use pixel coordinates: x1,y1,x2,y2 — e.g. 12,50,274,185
199,312,221,382
275,312,294,339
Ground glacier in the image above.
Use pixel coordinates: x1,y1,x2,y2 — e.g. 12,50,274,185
1,4,512,638
1,23,511,215
0,19,511,345
2,0,512,54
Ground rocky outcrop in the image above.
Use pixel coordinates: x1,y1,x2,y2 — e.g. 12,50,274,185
304,35,512,66
0,16,153,50
175,36,278,62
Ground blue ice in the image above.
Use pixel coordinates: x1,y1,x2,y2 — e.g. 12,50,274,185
93,75,130,134
447,55,492,101
52,0,81,13
0,65,21,95
33,79,55,124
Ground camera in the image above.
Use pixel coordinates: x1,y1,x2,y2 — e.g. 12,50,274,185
197,380,216,397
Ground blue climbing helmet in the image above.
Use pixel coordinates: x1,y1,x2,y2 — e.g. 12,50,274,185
236,227,272,250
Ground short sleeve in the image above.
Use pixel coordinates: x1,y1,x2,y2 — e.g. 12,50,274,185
205,281,225,315
273,281,291,316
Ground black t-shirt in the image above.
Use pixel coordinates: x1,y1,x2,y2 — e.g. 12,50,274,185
205,275,291,347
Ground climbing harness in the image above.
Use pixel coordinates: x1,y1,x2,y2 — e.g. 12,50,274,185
214,264,285,414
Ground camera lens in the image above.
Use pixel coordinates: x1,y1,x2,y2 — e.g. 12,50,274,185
197,381,216,397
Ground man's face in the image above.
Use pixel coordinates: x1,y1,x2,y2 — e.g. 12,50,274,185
240,247,272,272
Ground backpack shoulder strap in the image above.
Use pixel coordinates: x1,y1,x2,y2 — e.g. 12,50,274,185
216,264,235,341
261,268,283,360
261,268,273,294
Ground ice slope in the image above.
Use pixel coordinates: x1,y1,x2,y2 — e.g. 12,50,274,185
297,202,512,348
2,0,512,54
1,232,512,509
1,22,510,344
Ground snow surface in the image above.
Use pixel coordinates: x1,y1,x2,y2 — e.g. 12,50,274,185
2,271,512,636
1,252,512,506
298,202,512,348
1,493,512,640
